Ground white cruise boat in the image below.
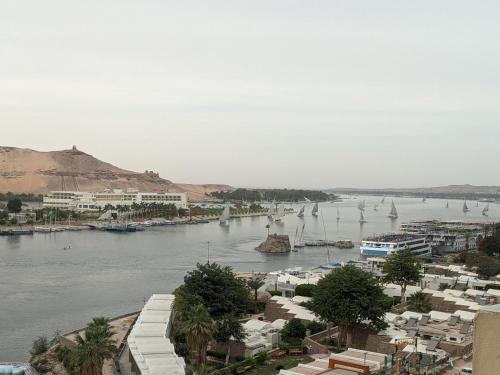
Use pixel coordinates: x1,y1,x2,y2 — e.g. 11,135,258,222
360,234,432,257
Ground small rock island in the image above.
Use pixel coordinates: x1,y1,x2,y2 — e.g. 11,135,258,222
255,234,291,253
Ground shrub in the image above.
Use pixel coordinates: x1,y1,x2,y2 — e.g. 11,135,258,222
30,336,49,357
255,351,268,365
269,290,282,297
486,284,500,291
307,321,327,335
295,284,317,297
281,319,307,345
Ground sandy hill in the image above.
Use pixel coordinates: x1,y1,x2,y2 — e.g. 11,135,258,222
0,146,231,201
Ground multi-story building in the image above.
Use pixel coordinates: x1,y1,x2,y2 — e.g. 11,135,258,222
43,189,187,211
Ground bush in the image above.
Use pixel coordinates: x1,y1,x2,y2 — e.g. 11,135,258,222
281,319,307,345
307,321,327,334
295,284,317,297
486,284,500,291
255,351,267,365
30,336,49,357
175,342,191,358
276,364,285,371
438,283,449,291
269,290,282,297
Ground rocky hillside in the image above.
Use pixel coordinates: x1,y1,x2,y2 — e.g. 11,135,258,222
0,146,231,201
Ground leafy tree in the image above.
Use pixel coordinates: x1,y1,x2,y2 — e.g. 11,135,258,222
213,315,247,366
311,265,388,347
173,285,204,321
280,319,307,345
180,304,215,368
407,292,432,313
30,336,49,357
183,263,251,318
479,236,500,257
7,198,22,213
383,250,422,302
294,284,317,297
247,278,265,301
75,317,116,375
477,257,500,279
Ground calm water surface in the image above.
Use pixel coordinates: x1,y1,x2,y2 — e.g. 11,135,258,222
0,196,497,360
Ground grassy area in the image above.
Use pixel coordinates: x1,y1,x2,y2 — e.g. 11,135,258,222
247,355,313,375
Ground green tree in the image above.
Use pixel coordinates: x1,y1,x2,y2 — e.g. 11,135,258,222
30,336,49,357
7,198,22,213
383,250,422,302
173,285,204,321
307,321,327,335
183,263,251,318
247,278,265,301
479,236,500,257
311,265,388,347
477,257,500,279
213,314,247,366
281,319,307,345
294,284,317,297
75,317,117,375
180,304,215,368
407,291,432,313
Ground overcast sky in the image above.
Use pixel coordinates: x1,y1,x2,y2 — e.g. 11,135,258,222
1,1,499,189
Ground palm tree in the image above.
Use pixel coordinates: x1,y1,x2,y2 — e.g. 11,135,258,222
407,291,432,313
180,304,215,368
76,317,117,375
247,278,265,301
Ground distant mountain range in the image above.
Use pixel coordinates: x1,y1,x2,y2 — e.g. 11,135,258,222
327,185,500,199
0,146,231,201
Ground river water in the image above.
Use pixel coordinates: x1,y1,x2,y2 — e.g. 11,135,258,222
0,196,497,360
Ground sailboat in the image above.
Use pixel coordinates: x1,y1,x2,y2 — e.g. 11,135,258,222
446,201,449,209
388,200,398,219
357,200,366,211
381,197,385,204
336,207,340,221
463,200,470,213
482,204,489,216
219,203,231,225
274,203,285,222
312,202,319,217
294,223,306,248
476,201,479,207
422,197,427,203
373,204,379,211
359,210,367,224
297,205,305,218
267,201,277,219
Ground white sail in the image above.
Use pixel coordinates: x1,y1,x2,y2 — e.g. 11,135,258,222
297,205,305,218
274,204,285,221
304,197,311,203
446,201,449,208
357,200,366,211
373,204,379,211
336,207,340,221
219,203,231,223
422,197,426,203
312,202,319,216
463,200,469,213
381,197,385,204
388,200,398,219
268,201,277,217
359,210,366,223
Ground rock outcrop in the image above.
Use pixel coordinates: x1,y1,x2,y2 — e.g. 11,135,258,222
255,234,291,253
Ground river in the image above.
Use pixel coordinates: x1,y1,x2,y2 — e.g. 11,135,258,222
0,196,497,360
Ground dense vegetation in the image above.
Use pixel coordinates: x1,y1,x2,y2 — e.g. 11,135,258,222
210,188,336,203
173,262,254,370
0,192,42,202
30,317,116,375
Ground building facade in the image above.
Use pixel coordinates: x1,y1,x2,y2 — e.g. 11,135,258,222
43,189,188,211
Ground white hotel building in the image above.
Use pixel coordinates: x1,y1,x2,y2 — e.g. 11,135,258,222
42,189,188,211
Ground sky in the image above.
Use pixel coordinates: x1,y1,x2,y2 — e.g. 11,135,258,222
1,1,499,189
